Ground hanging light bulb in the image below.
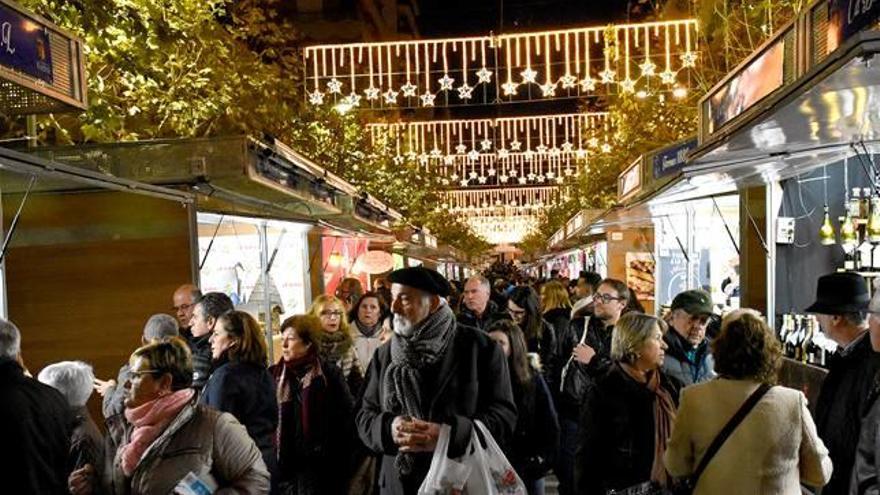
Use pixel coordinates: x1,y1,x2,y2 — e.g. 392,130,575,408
819,205,836,246
840,208,858,248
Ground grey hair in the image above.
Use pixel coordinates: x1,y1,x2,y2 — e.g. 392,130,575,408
611,312,667,363
842,311,868,327
37,361,95,407
0,318,21,360
466,275,491,291
143,314,180,341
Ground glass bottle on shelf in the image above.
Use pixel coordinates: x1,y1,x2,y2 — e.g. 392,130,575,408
820,205,836,245
841,209,858,249
845,249,857,271
869,193,880,242
851,188,863,219
863,188,873,219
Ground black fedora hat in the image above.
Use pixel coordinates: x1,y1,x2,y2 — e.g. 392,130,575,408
805,272,870,314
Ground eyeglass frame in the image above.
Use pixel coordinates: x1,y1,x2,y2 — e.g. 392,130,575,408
594,292,625,304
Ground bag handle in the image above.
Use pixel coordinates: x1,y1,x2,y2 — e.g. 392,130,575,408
689,384,771,485
559,316,591,392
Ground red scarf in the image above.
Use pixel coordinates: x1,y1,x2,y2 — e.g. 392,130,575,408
272,351,324,454
120,388,195,476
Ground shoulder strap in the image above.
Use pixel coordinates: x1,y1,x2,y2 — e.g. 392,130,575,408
690,383,771,483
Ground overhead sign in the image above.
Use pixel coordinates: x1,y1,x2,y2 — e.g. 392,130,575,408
618,158,642,201
653,138,698,179
829,0,880,45
0,3,53,84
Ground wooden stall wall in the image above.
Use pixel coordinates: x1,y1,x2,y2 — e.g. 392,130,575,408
607,226,655,314
3,190,194,420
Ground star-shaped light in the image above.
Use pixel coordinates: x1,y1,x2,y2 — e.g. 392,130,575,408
560,74,578,89
499,175,509,183
527,173,536,181
580,77,597,92
520,68,538,84
540,82,557,97
455,143,467,154
509,140,522,151
599,68,616,84
459,179,470,187
600,143,613,153
587,137,600,148
549,147,561,156
659,70,676,85
640,60,657,77
502,80,519,96
476,67,493,83
518,177,528,185
450,173,459,180
468,171,478,179
477,176,487,184
457,83,474,100
438,74,455,91
495,199,503,206
555,175,565,184
430,148,442,158
441,179,450,186
497,148,510,159
523,150,535,161
401,82,418,97
308,90,325,105
364,86,380,100
392,155,404,165
620,78,636,93
383,89,399,104
480,139,493,151
575,148,588,159
487,167,497,176
420,92,436,106
405,151,417,160
564,167,574,176
680,51,698,68
561,142,574,152
546,171,556,179
467,149,480,162
443,156,456,166
345,92,361,107
509,169,518,177
536,174,546,183
327,78,343,94
535,144,548,154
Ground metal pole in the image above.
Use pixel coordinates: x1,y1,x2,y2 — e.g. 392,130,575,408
260,221,274,364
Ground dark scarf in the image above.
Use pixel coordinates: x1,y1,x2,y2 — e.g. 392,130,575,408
383,303,456,475
355,319,383,338
621,363,676,487
273,350,323,454
317,328,353,364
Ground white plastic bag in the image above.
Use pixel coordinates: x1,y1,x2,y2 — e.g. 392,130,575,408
418,424,472,495
464,420,526,495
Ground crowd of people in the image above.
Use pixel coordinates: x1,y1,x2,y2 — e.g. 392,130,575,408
5,265,880,494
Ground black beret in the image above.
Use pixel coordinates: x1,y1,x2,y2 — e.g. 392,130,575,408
388,266,451,297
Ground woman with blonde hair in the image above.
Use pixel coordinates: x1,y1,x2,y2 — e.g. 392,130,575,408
202,310,278,478
576,312,680,495
664,309,832,494
308,295,364,395
541,280,574,384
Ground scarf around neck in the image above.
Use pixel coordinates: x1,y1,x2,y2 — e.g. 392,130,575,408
646,369,676,487
355,319,383,338
273,351,324,452
120,388,195,476
317,328,353,364
383,303,456,475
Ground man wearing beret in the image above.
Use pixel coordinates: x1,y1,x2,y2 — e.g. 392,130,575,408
357,266,517,495
807,272,880,494
661,290,717,386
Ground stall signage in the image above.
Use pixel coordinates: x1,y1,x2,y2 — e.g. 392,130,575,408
653,138,698,179
618,159,642,200
830,0,880,44
0,4,53,84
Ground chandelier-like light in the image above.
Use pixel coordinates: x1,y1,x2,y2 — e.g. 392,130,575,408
467,215,542,244
304,19,698,109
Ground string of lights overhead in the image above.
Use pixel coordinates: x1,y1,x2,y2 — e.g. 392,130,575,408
304,19,697,109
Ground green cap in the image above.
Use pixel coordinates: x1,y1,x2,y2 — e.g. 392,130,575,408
670,289,714,316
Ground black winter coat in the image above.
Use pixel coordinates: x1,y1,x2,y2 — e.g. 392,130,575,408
575,363,681,495
456,300,509,331
0,358,72,494
201,359,279,474
544,307,574,362
528,319,560,392
185,330,213,388
509,371,560,482
357,324,518,495
815,333,880,495
558,317,614,420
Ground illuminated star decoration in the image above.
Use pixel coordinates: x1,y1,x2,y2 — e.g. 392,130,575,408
518,177,528,184
546,171,556,179
499,174,509,183
497,148,509,158
599,68,616,84
480,139,493,151
575,148,588,159
560,74,578,89
600,143,612,153
383,89,398,104
327,78,343,94
468,171,478,179
401,82,418,97
659,70,676,85
459,179,469,187
450,172,459,180
487,167,497,176
509,140,522,151
523,150,535,161
345,92,361,107
639,60,656,77
680,51,698,68
420,92,436,106
364,86,380,100
430,148,442,158
443,155,455,165
535,144,548,153
477,175,487,184
540,82,557,97
509,169,518,177
556,175,565,184
502,81,519,96
580,77,597,92
620,78,636,93
561,142,574,152
467,149,480,162
438,74,455,91
308,90,325,105
457,83,474,100
520,68,538,84
476,67,493,83
455,143,467,154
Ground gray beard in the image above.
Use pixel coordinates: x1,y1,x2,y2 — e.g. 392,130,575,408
393,314,415,337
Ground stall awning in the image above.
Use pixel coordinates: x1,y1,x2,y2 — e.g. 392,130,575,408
31,136,402,234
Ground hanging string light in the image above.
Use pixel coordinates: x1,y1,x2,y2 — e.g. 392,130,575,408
304,19,698,109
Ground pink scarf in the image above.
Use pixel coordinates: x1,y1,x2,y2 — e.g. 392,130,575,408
120,389,195,476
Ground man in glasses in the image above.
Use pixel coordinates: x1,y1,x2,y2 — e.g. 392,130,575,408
661,289,716,386
172,284,201,337
188,292,234,388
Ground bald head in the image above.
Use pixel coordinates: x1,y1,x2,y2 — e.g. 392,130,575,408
172,284,201,329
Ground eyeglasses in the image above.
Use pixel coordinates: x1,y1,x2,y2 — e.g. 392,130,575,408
594,293,624,304
320,310,343,318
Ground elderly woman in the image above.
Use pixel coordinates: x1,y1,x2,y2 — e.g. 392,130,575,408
308,295,364,395
38,361,103,473
202,310,278,477
508,286,559,391
271,314,355,494
488,320,559,495
575,312,680,495
348,291,389,374
68,338,269,495
664,310,832,493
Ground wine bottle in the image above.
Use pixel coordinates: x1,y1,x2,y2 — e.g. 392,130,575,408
851,188,863,219
844,249,857,271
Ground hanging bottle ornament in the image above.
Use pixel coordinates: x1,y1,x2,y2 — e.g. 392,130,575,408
819,205,836,246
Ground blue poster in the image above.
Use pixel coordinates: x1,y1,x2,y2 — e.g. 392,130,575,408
0,4,53,84
829,0,880,46
652,138,697,179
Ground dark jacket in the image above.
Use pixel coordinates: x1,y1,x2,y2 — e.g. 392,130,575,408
186,332,213,388
853,372,880,495
544,307,575,364
200,359,278,474
575,362,681,495
661,330,716,386
102,364,131,420
269,358,355,494
70,406,104,474
0,358,72,494
558,317,614,420
529,319,560,392
816,333,880,495
357,324,518,495
456,300,508,331
509,371,560,482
